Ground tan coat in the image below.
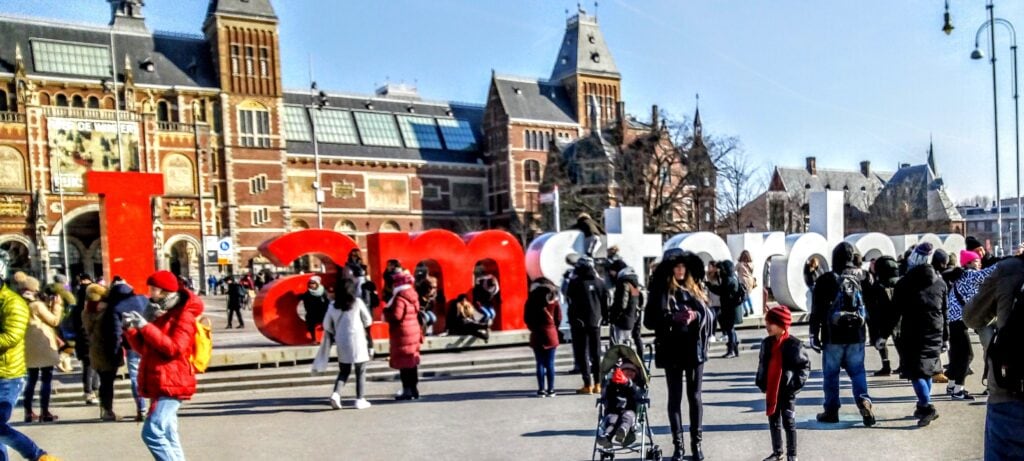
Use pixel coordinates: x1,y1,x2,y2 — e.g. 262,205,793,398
25,296,62,369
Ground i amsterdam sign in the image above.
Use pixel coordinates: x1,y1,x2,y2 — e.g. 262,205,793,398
86,171,966,346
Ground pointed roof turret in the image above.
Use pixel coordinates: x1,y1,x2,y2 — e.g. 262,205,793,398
693,95,704,147
927,136,938,176
549,8,619,82
206,0,277,21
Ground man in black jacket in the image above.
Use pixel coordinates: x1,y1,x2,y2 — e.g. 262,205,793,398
809,242,875,427
567,257,608,394
72,273,99,405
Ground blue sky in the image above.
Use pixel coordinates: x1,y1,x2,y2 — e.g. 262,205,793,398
4,0,1023,202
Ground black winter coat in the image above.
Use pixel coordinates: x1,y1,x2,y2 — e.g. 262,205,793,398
755,335,811,396
644,285,714,370
708,261,744,330
300,291,330,329
609,268,642,331
567,267,608,329
892,263,949,380
810,242,867,345
603,379,643,414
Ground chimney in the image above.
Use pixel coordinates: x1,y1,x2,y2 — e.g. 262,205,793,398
860,160,871,177
806,156,817,175
651,104,659,131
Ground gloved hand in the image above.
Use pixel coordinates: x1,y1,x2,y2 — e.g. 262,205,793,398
672,309,697,325
808,336,822,353
123,311,148,329
941,342,949,353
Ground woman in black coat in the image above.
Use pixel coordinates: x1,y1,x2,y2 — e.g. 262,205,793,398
707,260,744,359
892,244,948,427
644,249,714,461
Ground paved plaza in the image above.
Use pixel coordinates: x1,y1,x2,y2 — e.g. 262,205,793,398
19,330,985,461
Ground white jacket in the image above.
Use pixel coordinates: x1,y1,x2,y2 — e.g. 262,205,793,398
322,298,372,364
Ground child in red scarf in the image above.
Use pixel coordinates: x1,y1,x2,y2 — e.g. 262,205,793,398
596,365,643,449
755,306,810,461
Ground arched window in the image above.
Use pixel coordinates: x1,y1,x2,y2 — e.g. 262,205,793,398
161,154,196,195
55,94,68,107
87,96,100,109
524,159,541,183
157,100,170,122
71,95,84,108
0,147,27,191
379,220,401,232
335,219,358,237
101,96,114,110
291,219,310,230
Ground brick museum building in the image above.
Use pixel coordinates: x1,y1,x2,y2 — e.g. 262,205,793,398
0,0,715,282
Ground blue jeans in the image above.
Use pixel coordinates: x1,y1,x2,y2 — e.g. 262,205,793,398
533,347,556,393
128,350,146,412
0,378,45,461
986,400,1024,461
479,306,496,321
822,343,871,412
742,297,754,315
142,398,185,461
911,377,932,407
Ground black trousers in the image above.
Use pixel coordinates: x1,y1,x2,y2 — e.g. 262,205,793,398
630,321,645,360
947,320,974,384
665,364,704,444
571,325,601,386
79,354,99,395
399,367,419,394
98,369,117,412
227,307,245,327
24,367,54,414
768,392,797,457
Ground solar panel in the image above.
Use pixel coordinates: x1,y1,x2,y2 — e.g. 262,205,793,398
353,112,402,147
437,118,477,150
31,40,111,78
282,106,310,141
397,116,442,149
313,109,359,144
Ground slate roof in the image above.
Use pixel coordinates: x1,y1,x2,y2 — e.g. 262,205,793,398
282,90,484,165
550,12,620,82
0,15,218,88
774,166,891,204
492,75,577,125
207,0,277,20
881,163,963,222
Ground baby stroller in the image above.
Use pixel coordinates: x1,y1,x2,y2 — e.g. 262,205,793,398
591,344,661,461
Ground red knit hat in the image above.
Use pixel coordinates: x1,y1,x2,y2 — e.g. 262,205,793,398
611,368,628,385
765,306,792,329
147,270,180,292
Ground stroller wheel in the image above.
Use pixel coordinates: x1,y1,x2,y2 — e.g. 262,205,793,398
646,446,662,460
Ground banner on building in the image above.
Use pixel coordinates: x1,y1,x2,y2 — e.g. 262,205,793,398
47,118,140,192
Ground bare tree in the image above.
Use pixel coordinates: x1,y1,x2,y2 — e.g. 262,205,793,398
956,195,993,208
715,145,765,233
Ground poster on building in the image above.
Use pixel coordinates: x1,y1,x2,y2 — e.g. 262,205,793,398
367,177,409,211
286,174,316,210
47,118,140,192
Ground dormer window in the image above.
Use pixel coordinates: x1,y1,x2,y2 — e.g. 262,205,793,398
588,34,596,44
591,52,601,63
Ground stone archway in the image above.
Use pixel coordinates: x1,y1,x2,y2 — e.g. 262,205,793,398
164,235,200,284
0,235,36,277
56,208,102,280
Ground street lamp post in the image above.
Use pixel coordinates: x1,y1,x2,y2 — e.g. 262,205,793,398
306,82,329,229
49,153,70,280
973,16,1021,252
192,101,209,294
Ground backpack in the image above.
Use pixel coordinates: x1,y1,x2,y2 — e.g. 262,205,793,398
190,315,213,373
987,281,1024,396
829,272,866,337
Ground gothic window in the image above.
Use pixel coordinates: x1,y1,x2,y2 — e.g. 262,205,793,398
524,160,541,183
230,45,241,75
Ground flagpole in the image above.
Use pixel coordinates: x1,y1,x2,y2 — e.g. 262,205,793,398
553,185,560,232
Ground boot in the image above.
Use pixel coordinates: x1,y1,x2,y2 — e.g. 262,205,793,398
40,411,58,423
691,430,704,461
815,409,839,423
858,399,876,427
100,407,117,422
762,455,783,461
766,423,783,461
671,432,685,461
917,404,939,427
873,360,891,377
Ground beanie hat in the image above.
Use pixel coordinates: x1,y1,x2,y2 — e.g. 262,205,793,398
309,275,322,284
611,368,628,385
146,270,180,292
966,236,983,252
960,249,981,268
765,306,793,329
391,270,415,288
914,242,935,257
933,249,949,268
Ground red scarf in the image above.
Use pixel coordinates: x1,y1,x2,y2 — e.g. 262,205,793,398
765,330,789,416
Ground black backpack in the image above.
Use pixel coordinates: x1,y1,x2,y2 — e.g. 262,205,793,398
987,281,1024,396
829,272,866,337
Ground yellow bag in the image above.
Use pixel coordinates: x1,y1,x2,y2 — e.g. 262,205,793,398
191,316,213,373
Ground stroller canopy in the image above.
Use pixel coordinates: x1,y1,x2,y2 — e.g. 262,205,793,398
599,344,649,388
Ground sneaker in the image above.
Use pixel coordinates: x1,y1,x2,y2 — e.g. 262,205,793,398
24,412,38,423
859,400,876,427
613,427,627,443
762,454,784,461
100,408,117,422
946,384,956,396
918,405,939,427
951,390,976,401
536,390,546,398
40,412,58,423
546,390,557,398
84,393,98,406
353,399,372,410
872,367,891,377
576,385,593,395
329,392,342,410
815,411,839,423
597,434,613,449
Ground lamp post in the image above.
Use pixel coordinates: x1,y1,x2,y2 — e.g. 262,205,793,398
973,16,1020,251
49,152,70,280
967,2,1008,254
192,100,209,294
306,82,329,229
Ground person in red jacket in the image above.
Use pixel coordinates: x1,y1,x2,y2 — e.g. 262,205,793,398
385,270,422,401
123,270,202,461
524,279,562,397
